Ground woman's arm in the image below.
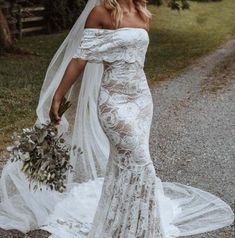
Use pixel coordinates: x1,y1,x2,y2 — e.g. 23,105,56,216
50,58,87,124
50,6,106,124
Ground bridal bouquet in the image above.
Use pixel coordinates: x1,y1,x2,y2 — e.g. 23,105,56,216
7,97,81,193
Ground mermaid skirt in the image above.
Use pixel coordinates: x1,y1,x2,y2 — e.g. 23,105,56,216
1,61,233,238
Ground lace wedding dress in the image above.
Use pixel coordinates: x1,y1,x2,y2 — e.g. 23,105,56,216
34,28,233,238
0,24,234,237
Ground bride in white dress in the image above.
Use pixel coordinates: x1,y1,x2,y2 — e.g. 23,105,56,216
0,0,234,237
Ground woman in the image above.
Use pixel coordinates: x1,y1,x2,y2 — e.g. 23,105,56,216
0,0,233,237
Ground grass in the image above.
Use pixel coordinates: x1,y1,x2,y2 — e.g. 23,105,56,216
1,0,235,150
200,51,235,94
0,33,66,149
146,0,235,81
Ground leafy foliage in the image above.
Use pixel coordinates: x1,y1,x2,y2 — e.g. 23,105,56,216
168,0,190,10
148,0,190,10
44,0,87,33
7,97,81,193
191,0,222,1
148,0,222,9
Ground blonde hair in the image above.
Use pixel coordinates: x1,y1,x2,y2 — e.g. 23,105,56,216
102,0,152,28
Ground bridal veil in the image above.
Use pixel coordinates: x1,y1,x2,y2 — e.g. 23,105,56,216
0,0,109,232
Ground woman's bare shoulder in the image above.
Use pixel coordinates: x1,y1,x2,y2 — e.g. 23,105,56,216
84,5,110,28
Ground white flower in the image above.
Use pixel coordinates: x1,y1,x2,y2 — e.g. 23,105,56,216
19,152,30,161
23,128,32,133
14,141,20,147
7,146,14,152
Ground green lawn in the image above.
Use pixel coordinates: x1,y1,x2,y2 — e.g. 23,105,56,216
146,0,235,81
1,0,235,149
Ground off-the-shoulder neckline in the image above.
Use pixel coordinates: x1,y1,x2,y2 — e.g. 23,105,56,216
84,27,148,34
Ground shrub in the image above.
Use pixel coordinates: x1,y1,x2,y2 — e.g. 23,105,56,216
44,0,86,33
191,0,222,2
148,0,223,7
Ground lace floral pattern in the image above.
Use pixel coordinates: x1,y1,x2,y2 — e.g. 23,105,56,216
89,162,162,238
74,28,162,237
98,62,153,169
73,28,149,66
73,28,162,237
40,28,234,238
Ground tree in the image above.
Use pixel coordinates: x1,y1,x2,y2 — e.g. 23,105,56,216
149,0,190,10
0,0,191,52
168,0,190,10
44,0,86,33
0,1,13,51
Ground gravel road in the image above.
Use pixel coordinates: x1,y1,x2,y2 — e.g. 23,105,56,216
1,38,235,237
150,38,235,238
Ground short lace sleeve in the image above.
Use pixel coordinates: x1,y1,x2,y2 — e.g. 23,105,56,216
72,27,149,66
72,28,112,63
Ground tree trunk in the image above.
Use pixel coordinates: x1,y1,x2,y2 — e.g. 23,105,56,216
0,7,12,50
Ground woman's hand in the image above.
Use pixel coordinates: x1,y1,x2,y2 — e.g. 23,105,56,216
49,58,87,124
50,96,62,125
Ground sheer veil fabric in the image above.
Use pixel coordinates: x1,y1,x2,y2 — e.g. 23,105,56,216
0,0,234,237
0,0,109,232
